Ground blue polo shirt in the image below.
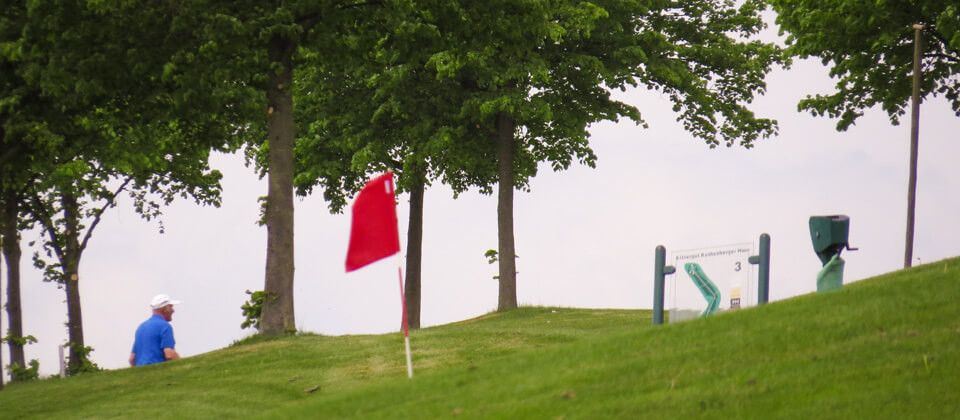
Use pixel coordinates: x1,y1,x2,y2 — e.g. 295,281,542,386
131,314,176,366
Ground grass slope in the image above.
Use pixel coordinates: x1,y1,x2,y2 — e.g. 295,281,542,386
2,257,958,419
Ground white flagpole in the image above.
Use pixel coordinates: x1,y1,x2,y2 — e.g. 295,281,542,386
397,266,413,378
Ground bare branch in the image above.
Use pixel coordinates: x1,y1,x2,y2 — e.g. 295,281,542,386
926,29,960,64
926,52,960,64
79,176,134,253
336,1,382,11
0,144,20,167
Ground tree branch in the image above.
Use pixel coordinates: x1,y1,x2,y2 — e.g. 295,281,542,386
0,144,20,167
296,1,381,33
296,12,325,33
926,52,960,64
27,189,66,265
79,176,134,253
336,1,382,11
927,29,960,64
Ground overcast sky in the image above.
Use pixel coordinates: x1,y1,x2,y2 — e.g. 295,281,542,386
3,49,960,378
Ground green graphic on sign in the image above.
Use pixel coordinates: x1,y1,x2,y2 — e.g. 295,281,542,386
685,263,721,317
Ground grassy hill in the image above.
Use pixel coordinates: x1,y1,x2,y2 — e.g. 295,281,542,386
2,257,959,419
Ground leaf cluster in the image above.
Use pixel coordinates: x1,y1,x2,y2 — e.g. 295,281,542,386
1,333,37,346
291,0,783,210
240,289,267,330
636,0,783,147
8,359,39,382
2,0,256,282
64,342,100,376
770,0,960,130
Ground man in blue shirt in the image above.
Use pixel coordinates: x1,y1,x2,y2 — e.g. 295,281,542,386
129,294,181,366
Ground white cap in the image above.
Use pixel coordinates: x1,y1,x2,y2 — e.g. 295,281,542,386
150,294,181,310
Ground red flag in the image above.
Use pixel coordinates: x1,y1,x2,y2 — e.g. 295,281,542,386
345,172,401,272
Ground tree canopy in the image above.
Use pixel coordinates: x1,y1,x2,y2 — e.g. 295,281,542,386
420,0,782,309
769,0,960,129
1,0,785,358
2,0,240,372
294,0,783,311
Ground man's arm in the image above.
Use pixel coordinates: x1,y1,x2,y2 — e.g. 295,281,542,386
163,348,180,361
129,353,136,366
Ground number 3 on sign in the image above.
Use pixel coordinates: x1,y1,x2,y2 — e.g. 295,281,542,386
734,261,741,272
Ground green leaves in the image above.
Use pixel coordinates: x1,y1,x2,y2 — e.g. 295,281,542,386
292,0,782,207
770,0,960,130
240,290,267,330
1,334,38,346
8,359,39,382
637,0,783,146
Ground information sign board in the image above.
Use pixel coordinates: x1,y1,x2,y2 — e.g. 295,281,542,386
668,242,755,322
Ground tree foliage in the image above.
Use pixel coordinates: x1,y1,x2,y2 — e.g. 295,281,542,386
119,0,392,336
240,290,266,331
419,0,781,309
1,0,784,353
293,0,782,312
770,0,960,129
290,3,500,325
2,0,239,371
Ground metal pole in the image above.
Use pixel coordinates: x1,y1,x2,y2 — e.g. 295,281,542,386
653,246,675,325
757,233,770,304
904,24,923,268
59,345,66,378
749,233,771,304
653,246,666,325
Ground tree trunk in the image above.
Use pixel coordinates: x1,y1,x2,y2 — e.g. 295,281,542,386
61,190,86,372
495,112,518,311
2,190,26,373
404,168,425,329
260,34,297,336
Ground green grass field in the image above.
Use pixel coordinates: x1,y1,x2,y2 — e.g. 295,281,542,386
2,257,959,419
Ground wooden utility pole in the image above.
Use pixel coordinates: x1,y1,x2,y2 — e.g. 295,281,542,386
904,24,923,269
